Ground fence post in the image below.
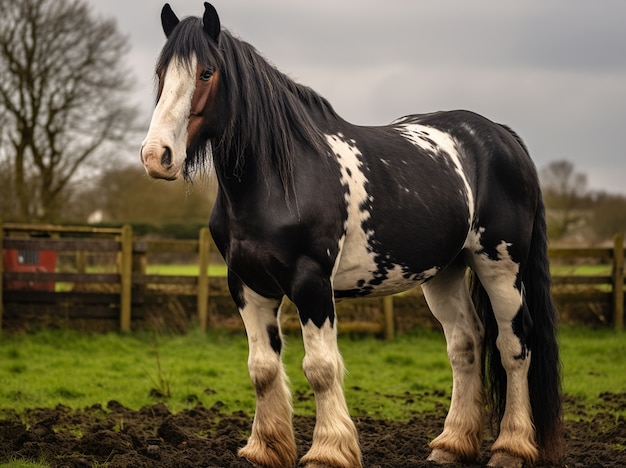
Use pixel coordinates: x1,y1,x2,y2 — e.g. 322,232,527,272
0,221,4,332
132,240,147,302
612,232,624,330
383,295,395,340
120,224,133,332
197,227,211,331
76,250,87,274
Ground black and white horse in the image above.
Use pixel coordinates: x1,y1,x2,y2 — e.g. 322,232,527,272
141,3,562,467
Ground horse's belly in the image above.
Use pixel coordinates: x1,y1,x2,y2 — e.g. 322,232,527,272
332,241,439,298
333,267,422,298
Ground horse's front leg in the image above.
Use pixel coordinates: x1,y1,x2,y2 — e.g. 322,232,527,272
292,261,362,468
232,276,296,467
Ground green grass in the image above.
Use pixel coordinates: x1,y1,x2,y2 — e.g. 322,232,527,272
0,460,48,468
0,328,450,419
549,263,617,292
145,263,228,277
550,264,612,276
55,263,228,291
0,327,623,422
0,329,252,415
559,326,626,417
79,263,228,277
74,261,614,278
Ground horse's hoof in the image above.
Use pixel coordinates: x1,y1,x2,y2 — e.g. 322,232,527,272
427,448,459,464
488,451,524,468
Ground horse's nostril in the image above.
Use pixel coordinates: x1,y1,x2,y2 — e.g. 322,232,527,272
161,146,172,167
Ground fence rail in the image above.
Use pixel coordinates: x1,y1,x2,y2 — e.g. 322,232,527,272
1,223,624,335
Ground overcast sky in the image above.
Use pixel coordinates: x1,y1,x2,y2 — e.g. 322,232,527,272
86,0,626,195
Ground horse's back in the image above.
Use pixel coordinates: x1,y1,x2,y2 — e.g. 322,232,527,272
393,109,540,250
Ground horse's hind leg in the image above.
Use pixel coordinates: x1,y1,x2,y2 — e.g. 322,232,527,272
470,243,538,467
231,276,296,467
421,261,485,463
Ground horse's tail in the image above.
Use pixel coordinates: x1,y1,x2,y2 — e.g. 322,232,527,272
471,195,563,462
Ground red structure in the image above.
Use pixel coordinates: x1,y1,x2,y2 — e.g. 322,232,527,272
2,248,56,291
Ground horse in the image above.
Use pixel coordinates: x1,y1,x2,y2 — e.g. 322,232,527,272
141,3,563,467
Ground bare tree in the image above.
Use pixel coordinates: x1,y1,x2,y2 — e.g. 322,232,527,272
0,0,139,222
540,160,589,240
589,192,626,241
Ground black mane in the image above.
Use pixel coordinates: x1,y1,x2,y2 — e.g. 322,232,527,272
157,17,339,191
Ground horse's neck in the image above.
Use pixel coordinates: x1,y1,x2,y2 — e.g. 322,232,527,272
211,145,263,200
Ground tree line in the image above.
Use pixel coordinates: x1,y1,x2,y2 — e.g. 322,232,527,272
541,161,626,242
1,0,623,243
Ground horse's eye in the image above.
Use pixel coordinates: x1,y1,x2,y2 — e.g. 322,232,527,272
199,69,213,81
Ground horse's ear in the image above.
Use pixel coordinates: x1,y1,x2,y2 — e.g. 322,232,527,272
203,2,221,42
161,3,180,38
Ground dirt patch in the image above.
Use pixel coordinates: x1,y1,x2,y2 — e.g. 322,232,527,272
1,393,624,467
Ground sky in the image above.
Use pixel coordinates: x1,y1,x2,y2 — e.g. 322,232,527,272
86,0,626,195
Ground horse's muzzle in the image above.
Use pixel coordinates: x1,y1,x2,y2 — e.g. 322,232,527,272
140,141,179,180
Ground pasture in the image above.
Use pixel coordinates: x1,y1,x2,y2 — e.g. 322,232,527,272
0,326,624,466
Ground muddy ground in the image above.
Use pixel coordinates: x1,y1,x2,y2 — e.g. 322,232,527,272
1,392,624,467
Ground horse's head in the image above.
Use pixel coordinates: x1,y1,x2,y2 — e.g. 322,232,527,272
140,3,223,180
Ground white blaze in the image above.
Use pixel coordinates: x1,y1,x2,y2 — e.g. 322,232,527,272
141,55,197,178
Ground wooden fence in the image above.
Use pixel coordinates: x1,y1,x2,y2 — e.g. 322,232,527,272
549,233,624,330
1,223,624,335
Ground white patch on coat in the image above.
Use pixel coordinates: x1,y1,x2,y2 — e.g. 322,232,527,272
325,133,376,291
325,133,438,296
141,55,197,178
465,228,522,317
420,266,440,281
396,124,475,224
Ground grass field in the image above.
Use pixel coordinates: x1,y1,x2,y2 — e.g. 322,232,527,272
151,263,614,278
98,262,615,279
146,263,228,277
550,264,612,276
0,326,624,422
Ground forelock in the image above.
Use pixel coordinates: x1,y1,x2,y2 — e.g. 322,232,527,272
156,17,219,75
